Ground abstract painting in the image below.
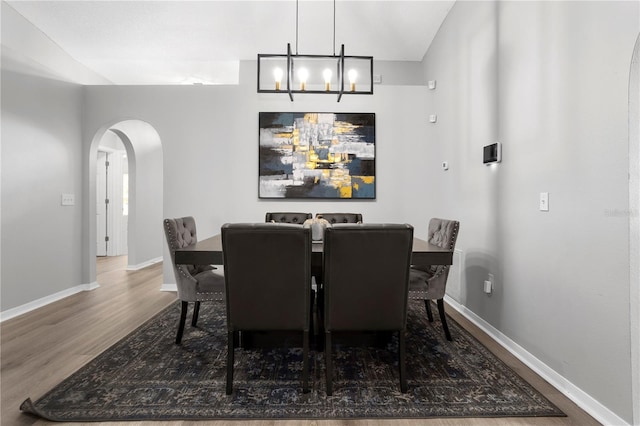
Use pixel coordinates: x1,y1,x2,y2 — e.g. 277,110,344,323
259,112,375,199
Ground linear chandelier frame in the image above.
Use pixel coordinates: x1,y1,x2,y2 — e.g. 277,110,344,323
257,0,374,102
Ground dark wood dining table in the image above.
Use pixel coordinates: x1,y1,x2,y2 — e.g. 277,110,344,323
174,233,453,267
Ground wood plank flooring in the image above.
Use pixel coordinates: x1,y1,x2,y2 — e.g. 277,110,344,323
1,256,600,426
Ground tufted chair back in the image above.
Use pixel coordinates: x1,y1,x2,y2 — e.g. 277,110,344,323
428,218,459,251
165,217,200,300
316,213,363,224
412,218,460,299
408,218,460,341
265,212,312,224
164,216,225,344
424,218,459,292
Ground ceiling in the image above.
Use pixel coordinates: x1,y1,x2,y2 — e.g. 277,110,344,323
5,0,455,85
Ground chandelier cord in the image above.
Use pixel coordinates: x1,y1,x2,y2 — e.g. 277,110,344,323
295,0,336,56
333,0,336,56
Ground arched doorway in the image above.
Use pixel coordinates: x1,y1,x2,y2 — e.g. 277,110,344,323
85,120,163,286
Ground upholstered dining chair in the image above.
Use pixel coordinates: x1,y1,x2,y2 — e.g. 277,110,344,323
409,218,460,341
164,217,225,344
265,212,312,224
315,213,363,224
322,223,414,395
222,223,312,395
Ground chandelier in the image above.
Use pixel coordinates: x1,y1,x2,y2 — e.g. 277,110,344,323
257,0,374,102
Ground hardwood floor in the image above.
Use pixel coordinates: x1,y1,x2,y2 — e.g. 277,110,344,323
1,256,600,426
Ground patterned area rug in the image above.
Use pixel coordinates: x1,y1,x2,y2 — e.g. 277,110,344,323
21,300,564,421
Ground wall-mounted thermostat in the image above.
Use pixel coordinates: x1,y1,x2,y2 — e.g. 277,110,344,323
483,142,501,165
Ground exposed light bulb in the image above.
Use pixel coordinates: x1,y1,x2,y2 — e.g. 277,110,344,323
323,69,332,91
273,67,283,90
298,68,308,91
348,69,357,92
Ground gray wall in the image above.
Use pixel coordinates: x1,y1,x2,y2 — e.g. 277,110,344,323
1,60,84,310
421,1,638,423
81,69,432,286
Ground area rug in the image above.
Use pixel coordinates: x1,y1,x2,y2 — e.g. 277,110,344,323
21,300,564,421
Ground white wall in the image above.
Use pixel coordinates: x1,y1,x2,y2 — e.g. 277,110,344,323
422,1,639,423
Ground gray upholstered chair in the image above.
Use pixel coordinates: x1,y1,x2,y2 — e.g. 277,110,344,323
409,218,460,341
265,212,312,224
316,213,363,224
164,217,225,344
222,223,312,395
322,223,414,395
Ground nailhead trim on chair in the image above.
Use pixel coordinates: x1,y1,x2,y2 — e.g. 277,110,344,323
165,219,196,283
197,292,225,301
409,220,459,300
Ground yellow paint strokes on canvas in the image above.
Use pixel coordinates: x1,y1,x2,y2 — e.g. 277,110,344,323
339,186,352,198
293,128,300,146
304,113,318,124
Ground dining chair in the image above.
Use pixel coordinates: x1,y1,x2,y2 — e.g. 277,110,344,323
222,222,312,395
409,218,460,341
315,213,363,224
322,223,414,395
164,216,225,344
265,212,312,224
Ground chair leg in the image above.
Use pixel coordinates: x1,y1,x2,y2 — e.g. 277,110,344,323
325,331,333,396
399,330,407,393
309,290,315,343
226,330,235,395
437,299,452,341
191,301,201,327
425,299,434,322
302,330,310,393
176,301,188,344
316,288,325,351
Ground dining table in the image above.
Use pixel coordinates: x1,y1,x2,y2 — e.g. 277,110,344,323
174,233,453,268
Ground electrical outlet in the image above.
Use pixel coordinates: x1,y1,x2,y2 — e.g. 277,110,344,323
484,273,494,294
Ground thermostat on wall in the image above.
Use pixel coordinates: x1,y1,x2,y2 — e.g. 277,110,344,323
483,142,501,165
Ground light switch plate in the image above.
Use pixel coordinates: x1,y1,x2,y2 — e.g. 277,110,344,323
539,192,549,211
61,193,75,206
428,80,437,90
429,114,437,123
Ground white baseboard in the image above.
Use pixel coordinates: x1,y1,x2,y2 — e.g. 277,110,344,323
161,283,177,292
445,296,629,426
126,256,162,271
0,282,100,323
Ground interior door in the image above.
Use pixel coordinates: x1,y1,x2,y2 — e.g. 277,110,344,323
96,151,108,256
